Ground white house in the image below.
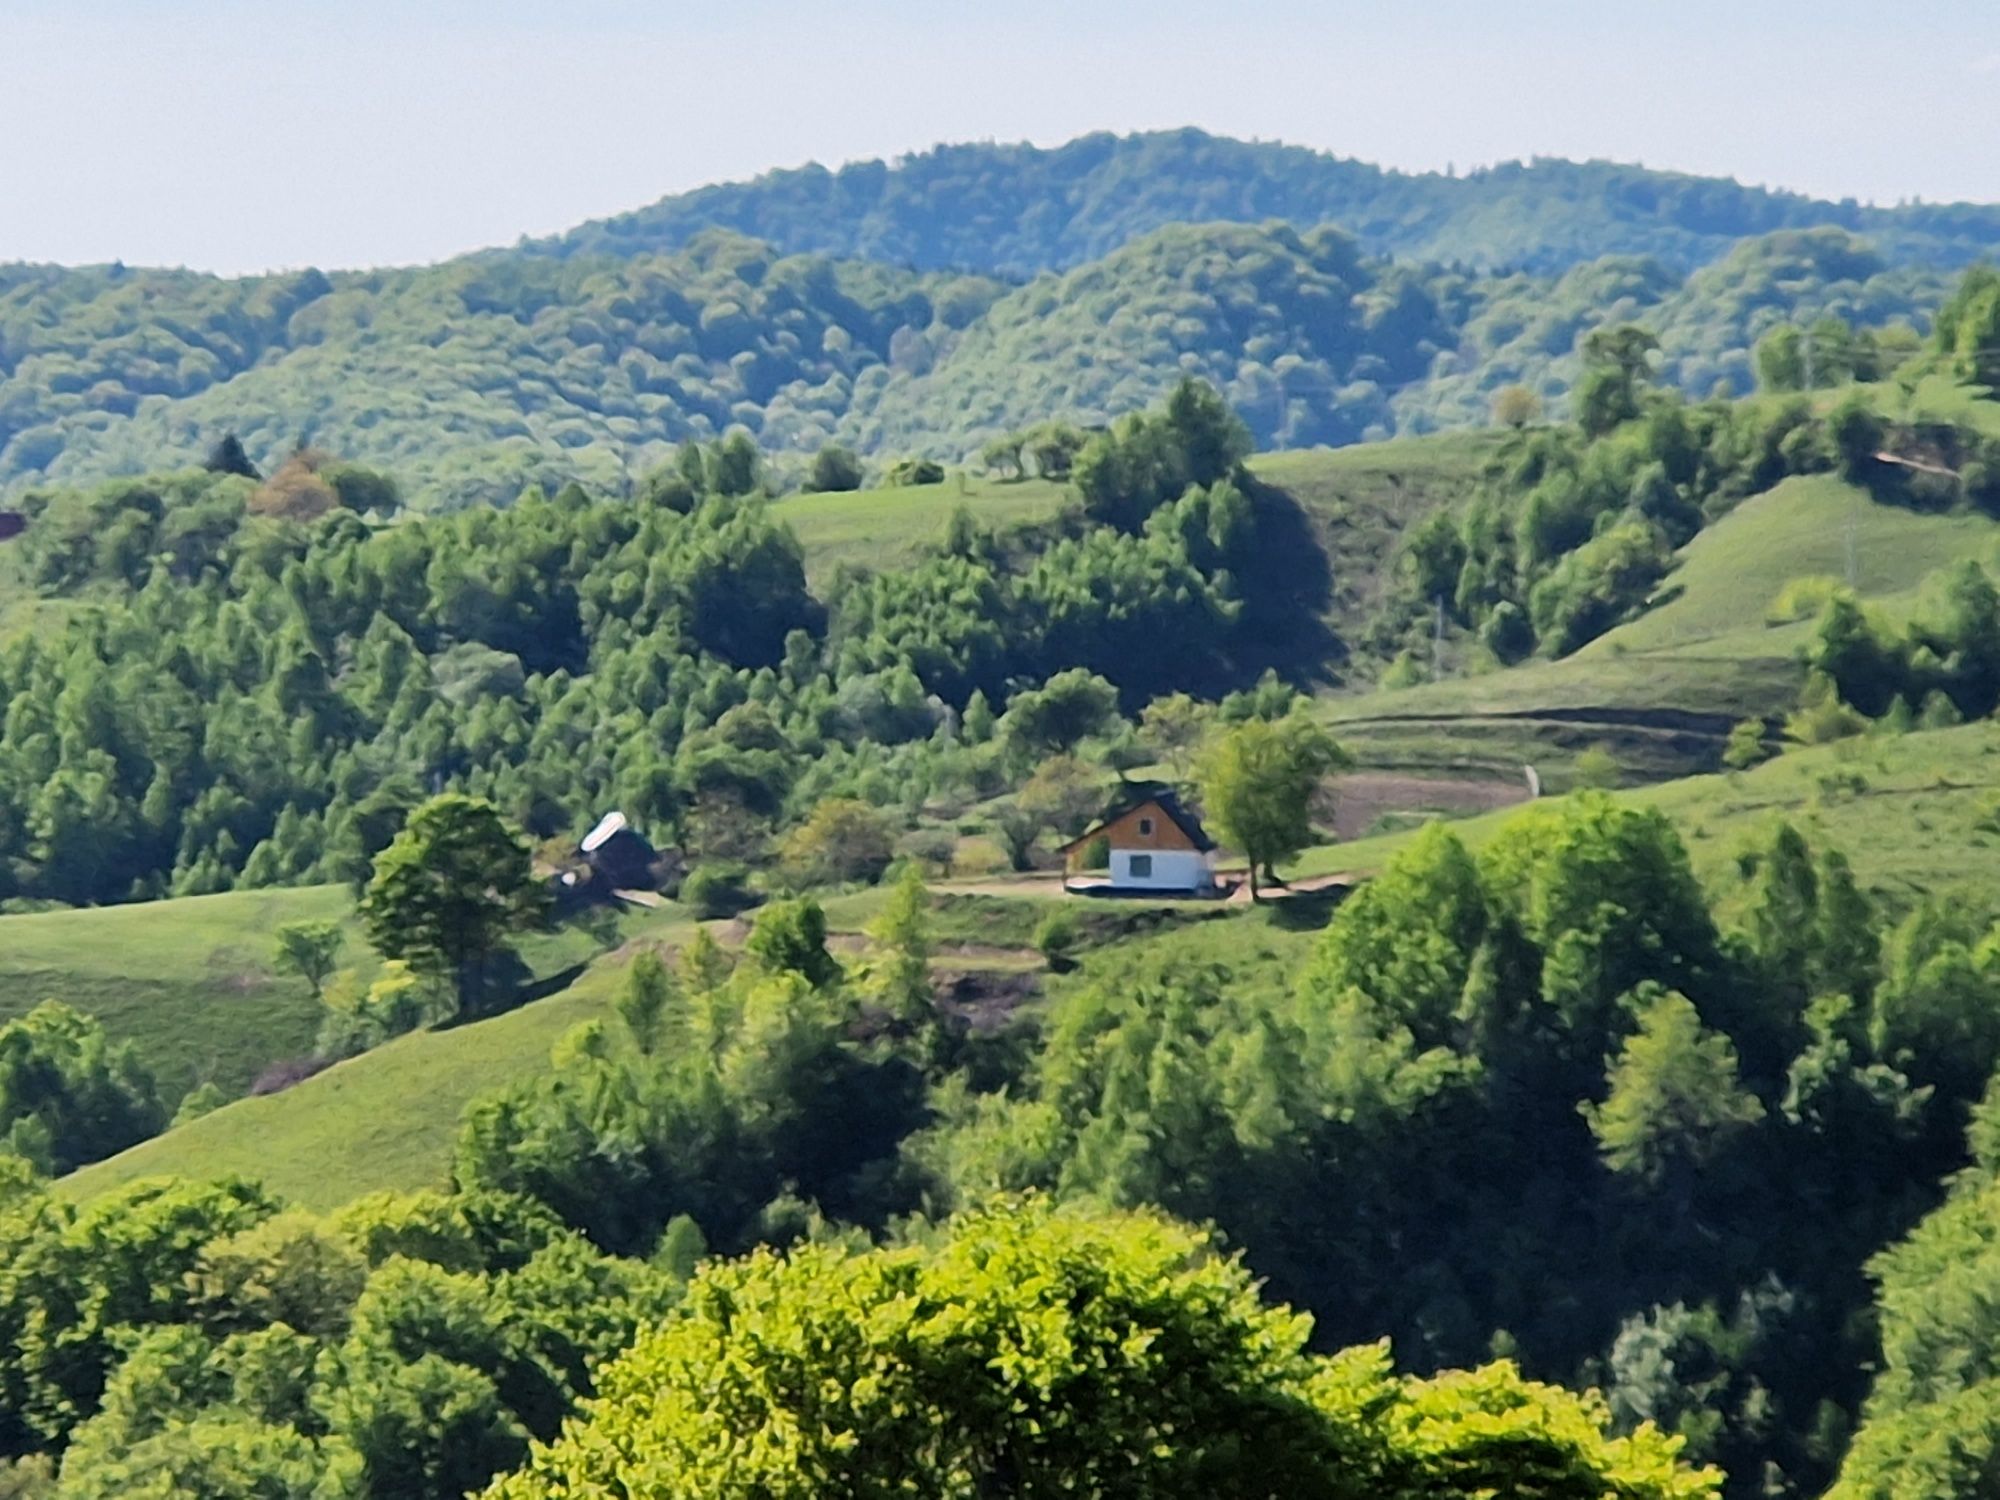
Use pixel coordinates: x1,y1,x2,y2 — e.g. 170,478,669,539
1058,791,1218,895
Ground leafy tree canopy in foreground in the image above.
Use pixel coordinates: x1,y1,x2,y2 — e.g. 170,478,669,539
488,1197,1716,1500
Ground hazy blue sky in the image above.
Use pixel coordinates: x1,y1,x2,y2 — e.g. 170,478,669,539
5,0,1997,274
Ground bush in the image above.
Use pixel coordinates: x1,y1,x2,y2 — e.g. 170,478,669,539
1786,670,1870,745
1034,909,1081,970
681,863,757,919
778,798,898,888
316,961,455,1060
1572,746,1621,790
883,457,946,487
807,445,864,493
1766,574,1843,625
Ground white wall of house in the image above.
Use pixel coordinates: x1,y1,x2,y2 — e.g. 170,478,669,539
1109,847,1214,892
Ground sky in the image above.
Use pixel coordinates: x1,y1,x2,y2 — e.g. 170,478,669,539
4,0,1998,275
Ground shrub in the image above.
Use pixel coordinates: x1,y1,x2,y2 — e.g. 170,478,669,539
807,445,864,493
883,457,946,487
1034,909,1081,970
1766,574,1843,626
681,863,756,919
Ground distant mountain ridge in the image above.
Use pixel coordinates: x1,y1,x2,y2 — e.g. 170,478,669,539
0,129,1986,506
536,128,2000,278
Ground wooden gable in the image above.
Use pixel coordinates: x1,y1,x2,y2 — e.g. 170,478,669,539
1077,799,1200,854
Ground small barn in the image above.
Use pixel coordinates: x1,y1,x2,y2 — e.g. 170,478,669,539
576,811,659,893
1058,790,1218,895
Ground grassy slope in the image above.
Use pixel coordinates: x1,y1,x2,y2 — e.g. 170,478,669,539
0,883,674,1109
1252,432,1505,645
61,945,645,1210
1322,475,2000,782
0,886,353,1101
776,475,1068,582
58,888,1246,1211
775,435,1503,608
1301,720,2000,912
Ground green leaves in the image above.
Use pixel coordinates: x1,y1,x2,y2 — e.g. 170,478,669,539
358,795,544,1015
1196,713,1347,896
488,1198,1715,1500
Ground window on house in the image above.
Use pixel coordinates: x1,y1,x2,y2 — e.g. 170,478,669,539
1129,854,1153,878
1138,817,1154,836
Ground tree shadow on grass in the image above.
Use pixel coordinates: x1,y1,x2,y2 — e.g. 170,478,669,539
1231,476,1344,689
1260,886,1351,932
438,953,589,1030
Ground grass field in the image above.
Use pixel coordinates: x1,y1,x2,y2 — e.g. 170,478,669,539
1576,475,2000,657
1297,719,2000,915
1251,432,1503,645
61,942,649,1210
0,883,681,1108
776,475,1068,581
775,436,1503,635
0,886,356,1101
1315,476,2000,786
57,883,1271,1210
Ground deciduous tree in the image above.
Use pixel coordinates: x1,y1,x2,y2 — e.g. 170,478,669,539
358,796,544,1015
1197,716,1347,899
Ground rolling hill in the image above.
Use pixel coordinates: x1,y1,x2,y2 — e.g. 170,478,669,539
0,131,1975,508
541,128,2000,278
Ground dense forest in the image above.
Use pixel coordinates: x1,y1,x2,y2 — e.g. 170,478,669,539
13,339,1998,916
6,796,2000,1498
0,132,1973,508
542,128,2000,278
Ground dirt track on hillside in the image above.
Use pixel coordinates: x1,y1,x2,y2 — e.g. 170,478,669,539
1326,770,1531,840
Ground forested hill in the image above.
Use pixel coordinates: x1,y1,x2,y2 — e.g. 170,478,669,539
540,128,2000,278
0,217,1952,508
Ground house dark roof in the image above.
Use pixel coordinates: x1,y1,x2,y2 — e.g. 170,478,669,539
1059,787,1216,854
1148,791,1217,852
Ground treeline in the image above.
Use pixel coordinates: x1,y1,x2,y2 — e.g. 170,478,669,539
0,214,1951,508
0,383,1288,908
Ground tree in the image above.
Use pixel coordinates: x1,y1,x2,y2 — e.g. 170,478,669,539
0,1001,164,1174
883,456,945,487
708,431,763,497
1582,988,1764,1190
1017,754,1105,840
1164,376,1252,486
979,433,1026,480
272,920,344,1000
777,799,896,888
1001,669,1120,757
322,461,400,516
1573,746,1620,790
864,865,933,1037
991,801,1045,873
201,433,259,479
743,898,841,989
1028,423,1086,481
805,445,863,493
358,795,545,1015
1197,716,1349,899
1935,265,2000,389
1575,324,1661,437
1140,693,1213,783
487,1198,1716,1500
1491,384,1541,428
